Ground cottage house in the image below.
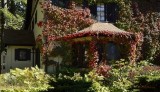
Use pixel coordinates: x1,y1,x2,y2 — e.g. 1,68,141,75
1,0,159,73
1,30,35,73
23,0,122,72
0,0,136,73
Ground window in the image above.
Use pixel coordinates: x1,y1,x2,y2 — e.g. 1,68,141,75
89,3,118,23
106,3,119,23
15,49,31,61
97,4,105,22
51,0,68,8
72,44,88,68
106,42,120,62
97,42,121,64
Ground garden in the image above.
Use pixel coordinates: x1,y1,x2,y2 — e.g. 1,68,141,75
0,0,160,92
0,60,160,92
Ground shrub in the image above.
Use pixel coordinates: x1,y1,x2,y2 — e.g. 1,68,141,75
103,60,160,92
48,69,109,92
0,66,52,92
50,73,91,92
48,60,160,92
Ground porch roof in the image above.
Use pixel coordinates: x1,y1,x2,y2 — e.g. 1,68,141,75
80,22,128,33
56,22,135,41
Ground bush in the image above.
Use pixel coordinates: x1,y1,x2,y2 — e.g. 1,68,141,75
47,60,160,92
105,60,160,92
51,73,91,92
0,66,52,92
48,69,109,92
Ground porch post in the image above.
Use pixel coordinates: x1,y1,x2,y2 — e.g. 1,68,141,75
129,41,137,65
129,33,141,65
88,40,98,68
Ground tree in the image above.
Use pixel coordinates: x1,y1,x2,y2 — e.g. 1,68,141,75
0,0,27,30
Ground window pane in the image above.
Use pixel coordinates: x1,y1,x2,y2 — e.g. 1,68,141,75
97,16,101,21
97,7,101,11
100,12,104,16
97,12,101,15
97,4,105,22
20,51,27,60
100,17,105,21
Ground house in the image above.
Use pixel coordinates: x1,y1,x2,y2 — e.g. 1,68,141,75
21,0,121,73
1,0,159,73
2,0,135,72
1,0,49,73
1,30,35,73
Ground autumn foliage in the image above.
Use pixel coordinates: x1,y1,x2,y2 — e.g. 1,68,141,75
39,0,95,42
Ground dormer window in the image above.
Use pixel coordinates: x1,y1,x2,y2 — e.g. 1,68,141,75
97,4,105,22
89,3,119,23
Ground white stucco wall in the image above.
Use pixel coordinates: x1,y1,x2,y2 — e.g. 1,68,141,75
30,0,45,69
32,0,44,39
1,46,33,73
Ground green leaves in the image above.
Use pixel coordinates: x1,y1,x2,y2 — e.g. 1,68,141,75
0,0,27,30
0,66,52,92
0,7,24,29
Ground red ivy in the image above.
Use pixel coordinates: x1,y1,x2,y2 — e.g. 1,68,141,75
38,0,95,58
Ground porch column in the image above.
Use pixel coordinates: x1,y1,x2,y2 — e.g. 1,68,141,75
129,33,141,65
129,41,137,65
88,40,98,68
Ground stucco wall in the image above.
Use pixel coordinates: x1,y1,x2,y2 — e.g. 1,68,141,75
1,46,33,73
30,0,44,69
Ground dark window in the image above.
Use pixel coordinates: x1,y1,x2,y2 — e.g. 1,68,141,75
15,49,31,61
89,3,118,23
72,44,88,68
97,42,121,64
51,0,69,8
106,42,120,62
106,3,119,23
35,10,37,24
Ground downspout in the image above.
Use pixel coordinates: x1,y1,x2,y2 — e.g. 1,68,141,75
32,46,35,67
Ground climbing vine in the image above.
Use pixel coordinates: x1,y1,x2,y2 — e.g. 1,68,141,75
37,0,160,66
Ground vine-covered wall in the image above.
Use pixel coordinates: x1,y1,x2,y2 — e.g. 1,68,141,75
40,0,160,65
80,0,160,63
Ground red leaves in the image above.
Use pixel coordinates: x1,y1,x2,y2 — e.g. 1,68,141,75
37,1,95,58
37,21,43,28
40,1,95,38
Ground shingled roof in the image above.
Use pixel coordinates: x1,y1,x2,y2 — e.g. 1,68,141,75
79,22,131,34
55,22,135,41
3,30,35,46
